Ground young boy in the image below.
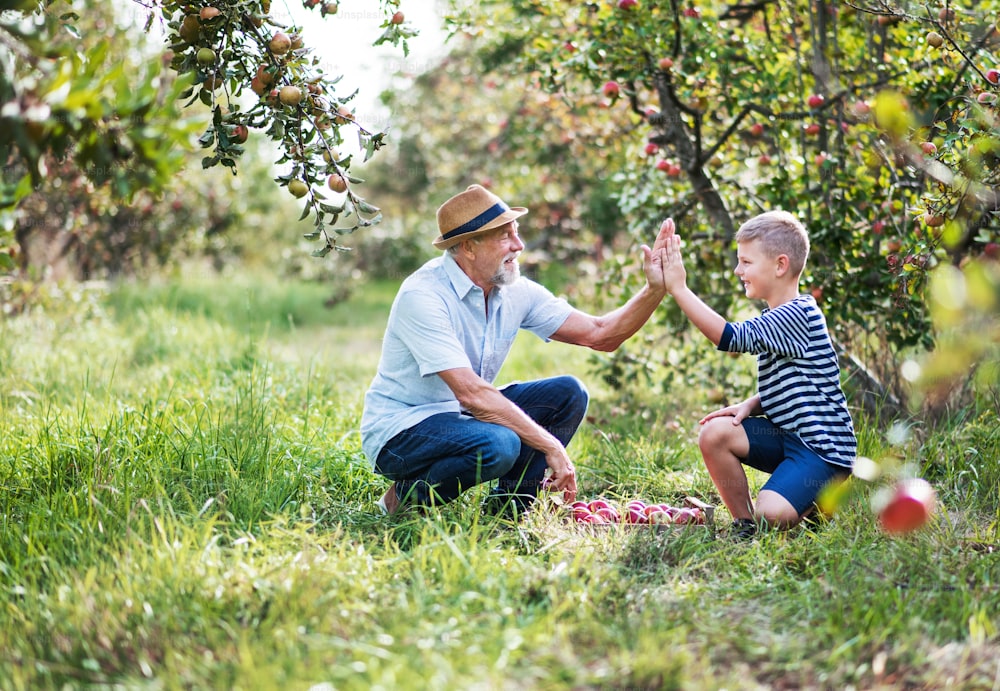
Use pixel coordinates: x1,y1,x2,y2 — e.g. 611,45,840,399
660,212,856,538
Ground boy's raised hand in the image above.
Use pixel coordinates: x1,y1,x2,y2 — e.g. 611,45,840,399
661,225,687,295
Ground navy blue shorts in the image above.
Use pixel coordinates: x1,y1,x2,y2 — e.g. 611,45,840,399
741,417,849,515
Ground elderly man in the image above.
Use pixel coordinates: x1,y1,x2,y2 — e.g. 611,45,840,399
361,184,672,517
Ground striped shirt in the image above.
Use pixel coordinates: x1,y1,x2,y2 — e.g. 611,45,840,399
718,294,857,468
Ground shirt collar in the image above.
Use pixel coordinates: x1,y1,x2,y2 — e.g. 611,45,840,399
442,252,503,303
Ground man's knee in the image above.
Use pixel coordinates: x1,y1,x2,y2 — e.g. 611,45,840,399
477,427,521,477
553,375,589,413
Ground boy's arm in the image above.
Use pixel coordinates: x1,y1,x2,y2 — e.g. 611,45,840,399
662,233,728,346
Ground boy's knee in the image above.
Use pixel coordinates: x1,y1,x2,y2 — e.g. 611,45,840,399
698,417,736,450
755,490,801,528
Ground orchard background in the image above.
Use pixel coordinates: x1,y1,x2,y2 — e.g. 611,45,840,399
1,0,999,687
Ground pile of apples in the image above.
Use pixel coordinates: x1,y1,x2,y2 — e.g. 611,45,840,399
568,498,706,526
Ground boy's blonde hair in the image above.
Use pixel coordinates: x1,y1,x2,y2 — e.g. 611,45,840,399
735,210,810,277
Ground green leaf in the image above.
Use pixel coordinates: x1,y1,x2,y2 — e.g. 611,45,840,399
311,245,333,257
356,199,380,215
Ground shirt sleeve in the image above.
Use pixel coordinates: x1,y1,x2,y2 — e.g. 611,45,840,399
517,280,574,341
392,289,472,377
717,300,812,358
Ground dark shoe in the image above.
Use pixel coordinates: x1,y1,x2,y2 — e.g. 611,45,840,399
377,483,401,515
729,518,757,541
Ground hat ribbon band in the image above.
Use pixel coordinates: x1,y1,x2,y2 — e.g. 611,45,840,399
441,202,508,240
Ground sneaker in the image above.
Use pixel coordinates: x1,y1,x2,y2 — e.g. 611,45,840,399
377,483,401,515
729,518,757,541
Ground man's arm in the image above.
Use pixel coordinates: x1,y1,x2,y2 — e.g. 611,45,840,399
437,367,577,498
549,218,673,351
662,232,728,346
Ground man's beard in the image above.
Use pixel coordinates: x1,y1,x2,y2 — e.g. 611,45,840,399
490,254,521,286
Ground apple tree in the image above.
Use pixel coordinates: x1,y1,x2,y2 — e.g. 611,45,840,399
1,0,414,277
440,0,1000,412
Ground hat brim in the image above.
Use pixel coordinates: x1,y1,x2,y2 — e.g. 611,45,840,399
433,207,528,250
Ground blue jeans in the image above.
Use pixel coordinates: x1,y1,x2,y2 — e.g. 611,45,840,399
373,375,589,509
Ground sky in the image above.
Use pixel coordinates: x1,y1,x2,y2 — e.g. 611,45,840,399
278,0,450,124
122,0,451,130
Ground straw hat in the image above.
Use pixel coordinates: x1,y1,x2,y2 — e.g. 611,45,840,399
433,184,528,250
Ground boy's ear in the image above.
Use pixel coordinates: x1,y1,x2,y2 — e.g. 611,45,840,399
775,254,791,277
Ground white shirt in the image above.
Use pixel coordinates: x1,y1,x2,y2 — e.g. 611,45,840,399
360,253,573,466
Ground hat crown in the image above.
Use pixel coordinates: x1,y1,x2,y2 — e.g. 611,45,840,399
437,185,507,235
432,184,528,250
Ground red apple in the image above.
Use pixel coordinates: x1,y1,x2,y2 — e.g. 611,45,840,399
672,508,704,525
269,31,292,55
327,173,347,193
617,0,638,9
987,69,1000,85
757,154,772,166
572,507,593,522
921,141,937,155
978,92,997,105
749,122,764,137
667,163,682,177
805,123,821,136
602,81,620,98
625,507,647,524
649,510,674,524
595,506,621,523
588,499,612,512
807,93,825,108
658,57,674,71
853,100,871,117
656,159,671,172
644,142,658,155
391,10,404,24
643,505,664,518
683,6,700,19
879,478,936,534
984,242,1000,259
872,220,885,234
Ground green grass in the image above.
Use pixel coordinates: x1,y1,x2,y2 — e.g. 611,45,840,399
1,275,998,689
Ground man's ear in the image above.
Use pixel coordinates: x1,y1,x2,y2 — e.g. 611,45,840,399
456,239,475,259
